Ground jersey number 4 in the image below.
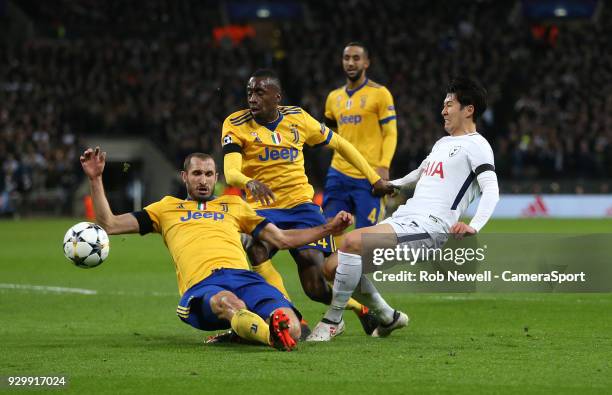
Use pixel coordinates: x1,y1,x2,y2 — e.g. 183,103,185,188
308,237,335,251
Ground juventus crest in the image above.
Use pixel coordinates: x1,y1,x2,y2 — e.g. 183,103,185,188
290,124,300,143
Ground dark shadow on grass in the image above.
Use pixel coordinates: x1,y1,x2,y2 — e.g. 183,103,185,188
27,333,281,353
15,328,412,354
201,342,279,354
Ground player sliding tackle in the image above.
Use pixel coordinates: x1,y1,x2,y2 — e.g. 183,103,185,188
308,77,500,341
80,148,352,351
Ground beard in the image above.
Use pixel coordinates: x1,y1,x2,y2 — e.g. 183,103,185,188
186,184,215,202
345,69,364,82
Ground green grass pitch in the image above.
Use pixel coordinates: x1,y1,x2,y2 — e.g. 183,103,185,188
1,219,611,394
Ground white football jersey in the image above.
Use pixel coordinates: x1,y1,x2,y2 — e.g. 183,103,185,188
392,132,495,230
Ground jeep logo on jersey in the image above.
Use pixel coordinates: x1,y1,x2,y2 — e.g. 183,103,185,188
180,211,225,222
449,146,461,157
339,114,362,125
258,147,299,162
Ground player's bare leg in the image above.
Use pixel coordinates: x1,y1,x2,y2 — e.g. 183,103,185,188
242,235,291,300
340,223,398,253
243,237,311,339
322,252,337,280
308,224,408,341
208,291,281,348
209,290,247,321
291,248,333,304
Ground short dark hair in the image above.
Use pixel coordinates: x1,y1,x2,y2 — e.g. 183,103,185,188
251,69,282,91
447,77,487,121
183,153,216,171
344,41,369,58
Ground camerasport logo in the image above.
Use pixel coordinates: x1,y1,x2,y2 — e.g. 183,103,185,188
521,196,549,217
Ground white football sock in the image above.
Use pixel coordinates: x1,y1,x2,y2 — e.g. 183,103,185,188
352,275,395,324
323,251,362,323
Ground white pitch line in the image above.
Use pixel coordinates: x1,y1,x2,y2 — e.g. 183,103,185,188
105,290,177,297
0,283,177,297
0,283,98,295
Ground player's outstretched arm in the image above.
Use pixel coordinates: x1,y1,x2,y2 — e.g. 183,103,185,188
390,166,425,188
327,133,380,184
224,151,275,206
450,171,499,239
258,211,352,249
223,152,252,188
376,167,390,180
326,133,395,197
80,147,140,235
371,178,397,197
467,171,499,232
379,122,397,178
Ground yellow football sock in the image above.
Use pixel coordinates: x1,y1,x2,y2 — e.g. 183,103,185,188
253,259,291,301
346,297,364,315
230,309,270,346
334,233,346,251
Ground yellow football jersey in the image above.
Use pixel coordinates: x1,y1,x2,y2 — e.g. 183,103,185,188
143,195,268,295
325,79,397,178
221,106,332,209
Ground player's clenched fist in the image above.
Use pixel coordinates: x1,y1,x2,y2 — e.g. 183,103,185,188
371,178,398,197
327,210,353,235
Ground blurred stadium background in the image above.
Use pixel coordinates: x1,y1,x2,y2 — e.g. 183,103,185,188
1,0,610,219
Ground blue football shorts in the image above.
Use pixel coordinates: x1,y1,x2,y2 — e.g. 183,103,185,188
323,167,385,228
176,268,299,331
256,202,335,256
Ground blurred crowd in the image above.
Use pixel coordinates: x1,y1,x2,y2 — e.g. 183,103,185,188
285,1,612,190
1,0,611,216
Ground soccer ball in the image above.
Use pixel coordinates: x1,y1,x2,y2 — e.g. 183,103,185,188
63,222,110,268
